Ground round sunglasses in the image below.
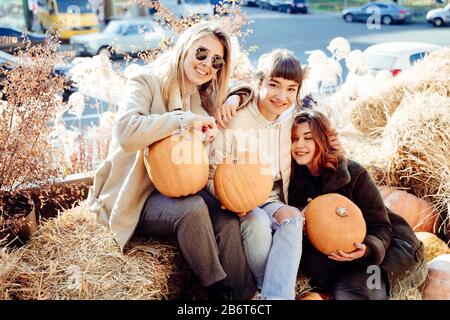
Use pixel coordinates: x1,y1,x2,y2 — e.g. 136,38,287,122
195,47,225,71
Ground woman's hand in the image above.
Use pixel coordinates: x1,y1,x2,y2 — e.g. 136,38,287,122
193,114,218,141
328,242,367,262
215,95,240,129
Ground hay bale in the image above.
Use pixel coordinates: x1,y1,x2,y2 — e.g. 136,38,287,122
350,83,405,135
350,48,450,135
415,232,450,263
390,288,423,300
378,92,450,233
344,92,450,240
0,203,425,300
0,203,203,300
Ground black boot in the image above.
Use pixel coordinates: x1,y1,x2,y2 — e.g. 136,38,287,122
206,280,233,300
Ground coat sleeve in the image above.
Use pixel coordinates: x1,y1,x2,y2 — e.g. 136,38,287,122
114,71,198,153
352,167,393,266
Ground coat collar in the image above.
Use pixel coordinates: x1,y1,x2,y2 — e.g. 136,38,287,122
322,157,351,193
167,85,202,114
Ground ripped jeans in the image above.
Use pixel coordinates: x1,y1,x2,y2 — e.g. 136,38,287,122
240,202,304,300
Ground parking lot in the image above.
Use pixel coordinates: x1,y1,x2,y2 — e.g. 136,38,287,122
241,7,450,64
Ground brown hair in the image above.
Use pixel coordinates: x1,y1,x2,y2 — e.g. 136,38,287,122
293,109,342,174
255,49,304,106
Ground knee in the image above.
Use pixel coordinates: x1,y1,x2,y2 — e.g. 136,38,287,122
240,214,272,244
179,195,209,224
215,213,240,237
274,206,303,224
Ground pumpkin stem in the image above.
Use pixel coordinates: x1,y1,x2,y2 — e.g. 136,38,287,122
336,207,348,217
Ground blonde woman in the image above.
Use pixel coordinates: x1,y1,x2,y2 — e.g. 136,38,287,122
88,22,255,300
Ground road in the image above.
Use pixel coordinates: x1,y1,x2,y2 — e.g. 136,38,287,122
240,7,450,64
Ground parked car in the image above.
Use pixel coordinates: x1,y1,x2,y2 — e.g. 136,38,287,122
259,0,285,10
242,0,259,7
159,0,214,18
426,3,450,27
342,2,413,25
363,41,441,76
278,0,308,14
0,25,47,53
70,19,169,57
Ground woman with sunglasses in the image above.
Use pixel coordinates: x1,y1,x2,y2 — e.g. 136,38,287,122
87,21,256,300
288,109,427,299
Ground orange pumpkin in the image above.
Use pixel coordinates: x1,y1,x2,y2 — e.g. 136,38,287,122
296,292,333,300
305,193,367,255
379,187,439,233
214,151,273,213
144,129,208,197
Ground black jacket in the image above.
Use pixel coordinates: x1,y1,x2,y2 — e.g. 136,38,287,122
288,158,427,296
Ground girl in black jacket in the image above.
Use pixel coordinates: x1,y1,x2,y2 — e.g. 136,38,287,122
288,109,427,300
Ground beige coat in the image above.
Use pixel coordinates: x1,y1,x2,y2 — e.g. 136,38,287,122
207,98,297,205
87,65,252,252
87,65,210,252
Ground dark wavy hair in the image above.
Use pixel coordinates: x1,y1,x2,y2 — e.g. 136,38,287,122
292,109,342,175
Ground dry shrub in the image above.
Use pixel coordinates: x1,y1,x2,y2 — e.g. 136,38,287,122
0,203,204,300
350,48,450,135
0,36,67,191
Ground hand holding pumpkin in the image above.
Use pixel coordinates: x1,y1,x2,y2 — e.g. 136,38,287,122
328,242,367,262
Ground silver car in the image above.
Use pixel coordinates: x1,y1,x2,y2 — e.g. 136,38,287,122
70,18,170,57
342,2,413,25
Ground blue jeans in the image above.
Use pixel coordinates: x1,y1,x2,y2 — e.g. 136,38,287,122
240,203,304,300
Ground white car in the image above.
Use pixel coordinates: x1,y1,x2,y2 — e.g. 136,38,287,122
70,19,170,57
363,41,442,76
426,3,450,27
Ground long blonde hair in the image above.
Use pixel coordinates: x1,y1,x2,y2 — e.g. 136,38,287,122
151,22,231,115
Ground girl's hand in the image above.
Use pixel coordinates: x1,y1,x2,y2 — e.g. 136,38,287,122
300,207,306,234
215,95,240,129
193,115,218,141
327,243,367,262
330,130,343,152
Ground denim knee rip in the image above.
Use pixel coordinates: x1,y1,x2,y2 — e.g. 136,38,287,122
271,215,304,231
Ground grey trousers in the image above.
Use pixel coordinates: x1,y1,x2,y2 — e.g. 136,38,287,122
134,189,257,300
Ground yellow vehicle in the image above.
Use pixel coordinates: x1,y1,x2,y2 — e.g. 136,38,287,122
37,0,100,40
